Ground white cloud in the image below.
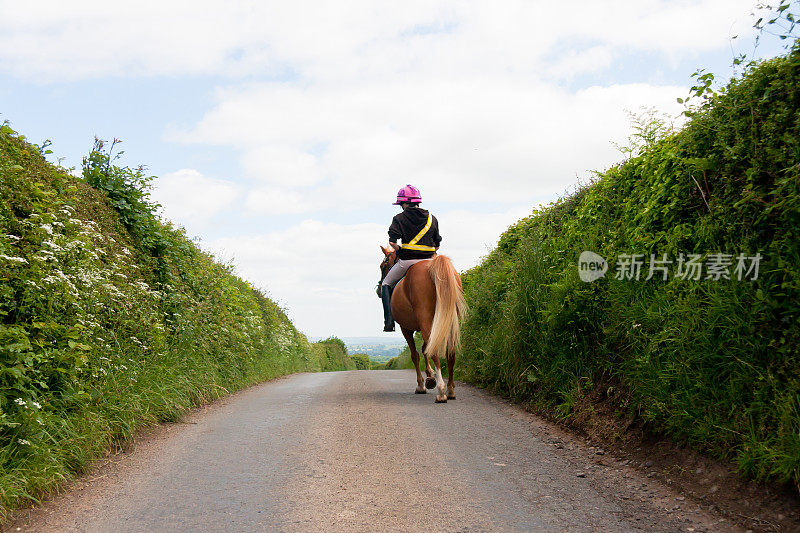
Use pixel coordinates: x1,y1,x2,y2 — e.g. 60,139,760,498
173,79,683,210
241,145,325,186
244,186,316,215
205,219,386,336
207,219,385,286
152,168,240,229
544,46,614,80
436,207,532,269
0,0,759,82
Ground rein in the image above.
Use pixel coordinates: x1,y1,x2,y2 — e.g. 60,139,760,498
377,249,399,296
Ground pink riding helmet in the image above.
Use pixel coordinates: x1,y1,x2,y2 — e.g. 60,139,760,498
393,184,422,205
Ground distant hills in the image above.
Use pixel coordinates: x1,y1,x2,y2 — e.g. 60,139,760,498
310,336,408,361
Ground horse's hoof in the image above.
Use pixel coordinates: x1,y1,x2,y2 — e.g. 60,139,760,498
414,389,426,394
435,397,448,403
425,377,436,389
447,394,456,400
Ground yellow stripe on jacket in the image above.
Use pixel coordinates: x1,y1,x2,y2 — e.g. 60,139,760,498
401,214,435,251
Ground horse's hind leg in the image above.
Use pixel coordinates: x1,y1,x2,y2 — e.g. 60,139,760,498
446,350,456,400
421,325,446,402
421,340,436,390
402,327,426,394
430,352,447,403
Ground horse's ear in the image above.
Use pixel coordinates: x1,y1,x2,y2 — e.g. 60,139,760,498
380,245,390,256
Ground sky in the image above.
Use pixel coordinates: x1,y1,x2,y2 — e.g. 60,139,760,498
0,0,791,339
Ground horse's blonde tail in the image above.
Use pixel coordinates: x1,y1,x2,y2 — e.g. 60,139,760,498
425,255,467,359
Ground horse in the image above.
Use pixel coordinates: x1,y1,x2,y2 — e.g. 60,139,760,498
378,246,466,403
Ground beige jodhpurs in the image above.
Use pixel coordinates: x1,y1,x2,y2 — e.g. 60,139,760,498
381,258,426,288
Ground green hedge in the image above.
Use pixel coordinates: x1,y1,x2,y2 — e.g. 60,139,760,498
312,336,357,371
350,353,371,370
458,45,800,491
0,127,320,520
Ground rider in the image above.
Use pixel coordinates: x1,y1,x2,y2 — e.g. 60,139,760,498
381,184,441,332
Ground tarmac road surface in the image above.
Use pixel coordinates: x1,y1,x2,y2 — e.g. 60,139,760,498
11,370,739,532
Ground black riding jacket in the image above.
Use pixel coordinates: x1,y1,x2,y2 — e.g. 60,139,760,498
388,207,442,260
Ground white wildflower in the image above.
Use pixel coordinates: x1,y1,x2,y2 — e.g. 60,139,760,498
5,234,21,241
17,439,31,446
40,224,53,235
14,398,26,406
30,401,41,409
0,254,28,264
33,250,55,262
43,240,64,252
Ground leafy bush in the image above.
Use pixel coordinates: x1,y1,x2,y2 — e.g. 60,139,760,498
458,44,800,491
312,336,357,371
350,353,371,370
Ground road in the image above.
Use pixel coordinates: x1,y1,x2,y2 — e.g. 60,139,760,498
11,370,738,532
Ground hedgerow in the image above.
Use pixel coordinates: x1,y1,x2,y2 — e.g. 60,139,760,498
458,44,800,491
312,337,357,371
350,353,372,370
0,126,322,520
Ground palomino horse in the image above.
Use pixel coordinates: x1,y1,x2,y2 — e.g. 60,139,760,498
379,247,466,403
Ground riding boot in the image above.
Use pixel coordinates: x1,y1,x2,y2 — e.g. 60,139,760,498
381,284,395,332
